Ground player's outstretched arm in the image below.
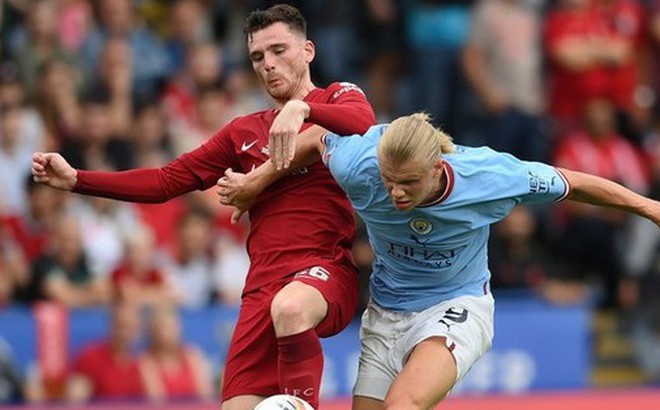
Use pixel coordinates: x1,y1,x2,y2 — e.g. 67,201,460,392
32,151,205,203
561,168,660,226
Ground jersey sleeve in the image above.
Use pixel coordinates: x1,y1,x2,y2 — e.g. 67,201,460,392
306,82,376,135
477,149,570,204
178,123,241,189
321,129,381,209
75,122,241,202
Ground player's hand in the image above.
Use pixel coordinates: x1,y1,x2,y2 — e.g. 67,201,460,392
31,152,78,191
269,100,310,170
217,168,258,224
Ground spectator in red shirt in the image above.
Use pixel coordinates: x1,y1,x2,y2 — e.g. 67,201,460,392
65,302,145,403
554,97,650,307
111,226,177,307
544,0,646,136
139,306,213,403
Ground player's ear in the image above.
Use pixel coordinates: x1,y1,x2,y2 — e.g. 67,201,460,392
433,159,445,177
303,40,315,64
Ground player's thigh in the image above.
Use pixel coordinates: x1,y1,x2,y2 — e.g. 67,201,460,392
386,337,456,409
221,394,264,410
353,395,384,410
222,292,280,400
292,263,359,337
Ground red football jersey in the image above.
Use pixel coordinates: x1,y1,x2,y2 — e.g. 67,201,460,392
75,82,376,294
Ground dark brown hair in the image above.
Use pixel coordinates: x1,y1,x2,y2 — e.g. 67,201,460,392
244,4,307,40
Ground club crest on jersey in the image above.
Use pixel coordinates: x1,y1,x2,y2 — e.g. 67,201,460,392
409,217,433,235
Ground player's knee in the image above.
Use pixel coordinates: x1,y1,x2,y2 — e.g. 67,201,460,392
271,293,308,326
383,392,427,410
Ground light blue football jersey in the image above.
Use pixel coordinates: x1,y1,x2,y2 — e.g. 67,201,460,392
323,124,569,312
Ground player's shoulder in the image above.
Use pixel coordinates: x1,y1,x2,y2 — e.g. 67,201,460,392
326,123,386,147
445,145,522,176
318,81,367,101
230,109,275,128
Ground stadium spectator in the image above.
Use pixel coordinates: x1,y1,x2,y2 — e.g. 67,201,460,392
164,208,216,308
163,41,227,134
489,205,586,304
72,195,139,279
170,86,231,156
0,176,63,267
211,231,250,306
26,214,110,307
34,59,82,149
10,0,79,101
553,98,650,308
543,0,646,138
165,0,214,74
80,0,171,100
0,103,41,216
648,0,660,104
130,101,175,165
462,0,548,161
0,229,28,307
139,306,213,402
59,89,134,172
402,0,477,135
65,301,145,403
110,225,176,307
55,0,93,53
356,0,405,121
93,37,134,137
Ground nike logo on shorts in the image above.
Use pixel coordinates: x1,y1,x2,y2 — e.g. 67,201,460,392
241,140,258,151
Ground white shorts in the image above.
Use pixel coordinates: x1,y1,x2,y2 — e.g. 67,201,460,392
353,293,495,400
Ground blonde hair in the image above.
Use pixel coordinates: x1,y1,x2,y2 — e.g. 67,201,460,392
377,113,455,166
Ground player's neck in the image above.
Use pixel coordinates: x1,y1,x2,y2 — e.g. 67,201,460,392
420,165,448,207
275,80,315,107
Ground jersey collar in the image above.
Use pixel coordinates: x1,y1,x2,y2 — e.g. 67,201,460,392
418,162,455,208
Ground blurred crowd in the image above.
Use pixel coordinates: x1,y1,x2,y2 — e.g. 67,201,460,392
2,0,660,404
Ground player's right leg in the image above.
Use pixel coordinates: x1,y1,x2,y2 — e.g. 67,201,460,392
382,337,457,409
352,294,494,410
351,338,456,410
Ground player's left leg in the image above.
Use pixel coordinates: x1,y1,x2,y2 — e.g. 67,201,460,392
271,263,359,409
383,337,457,409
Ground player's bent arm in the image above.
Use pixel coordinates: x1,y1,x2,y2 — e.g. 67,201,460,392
560,168,660,225
217,127,325,211
246,127,325,192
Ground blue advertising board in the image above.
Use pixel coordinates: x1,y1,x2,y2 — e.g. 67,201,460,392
0,296,590,398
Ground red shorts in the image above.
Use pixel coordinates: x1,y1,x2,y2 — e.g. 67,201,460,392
220,261,359,401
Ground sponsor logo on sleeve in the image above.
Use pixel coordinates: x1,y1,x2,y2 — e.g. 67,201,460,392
332,82,365,99
528,171,553,194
